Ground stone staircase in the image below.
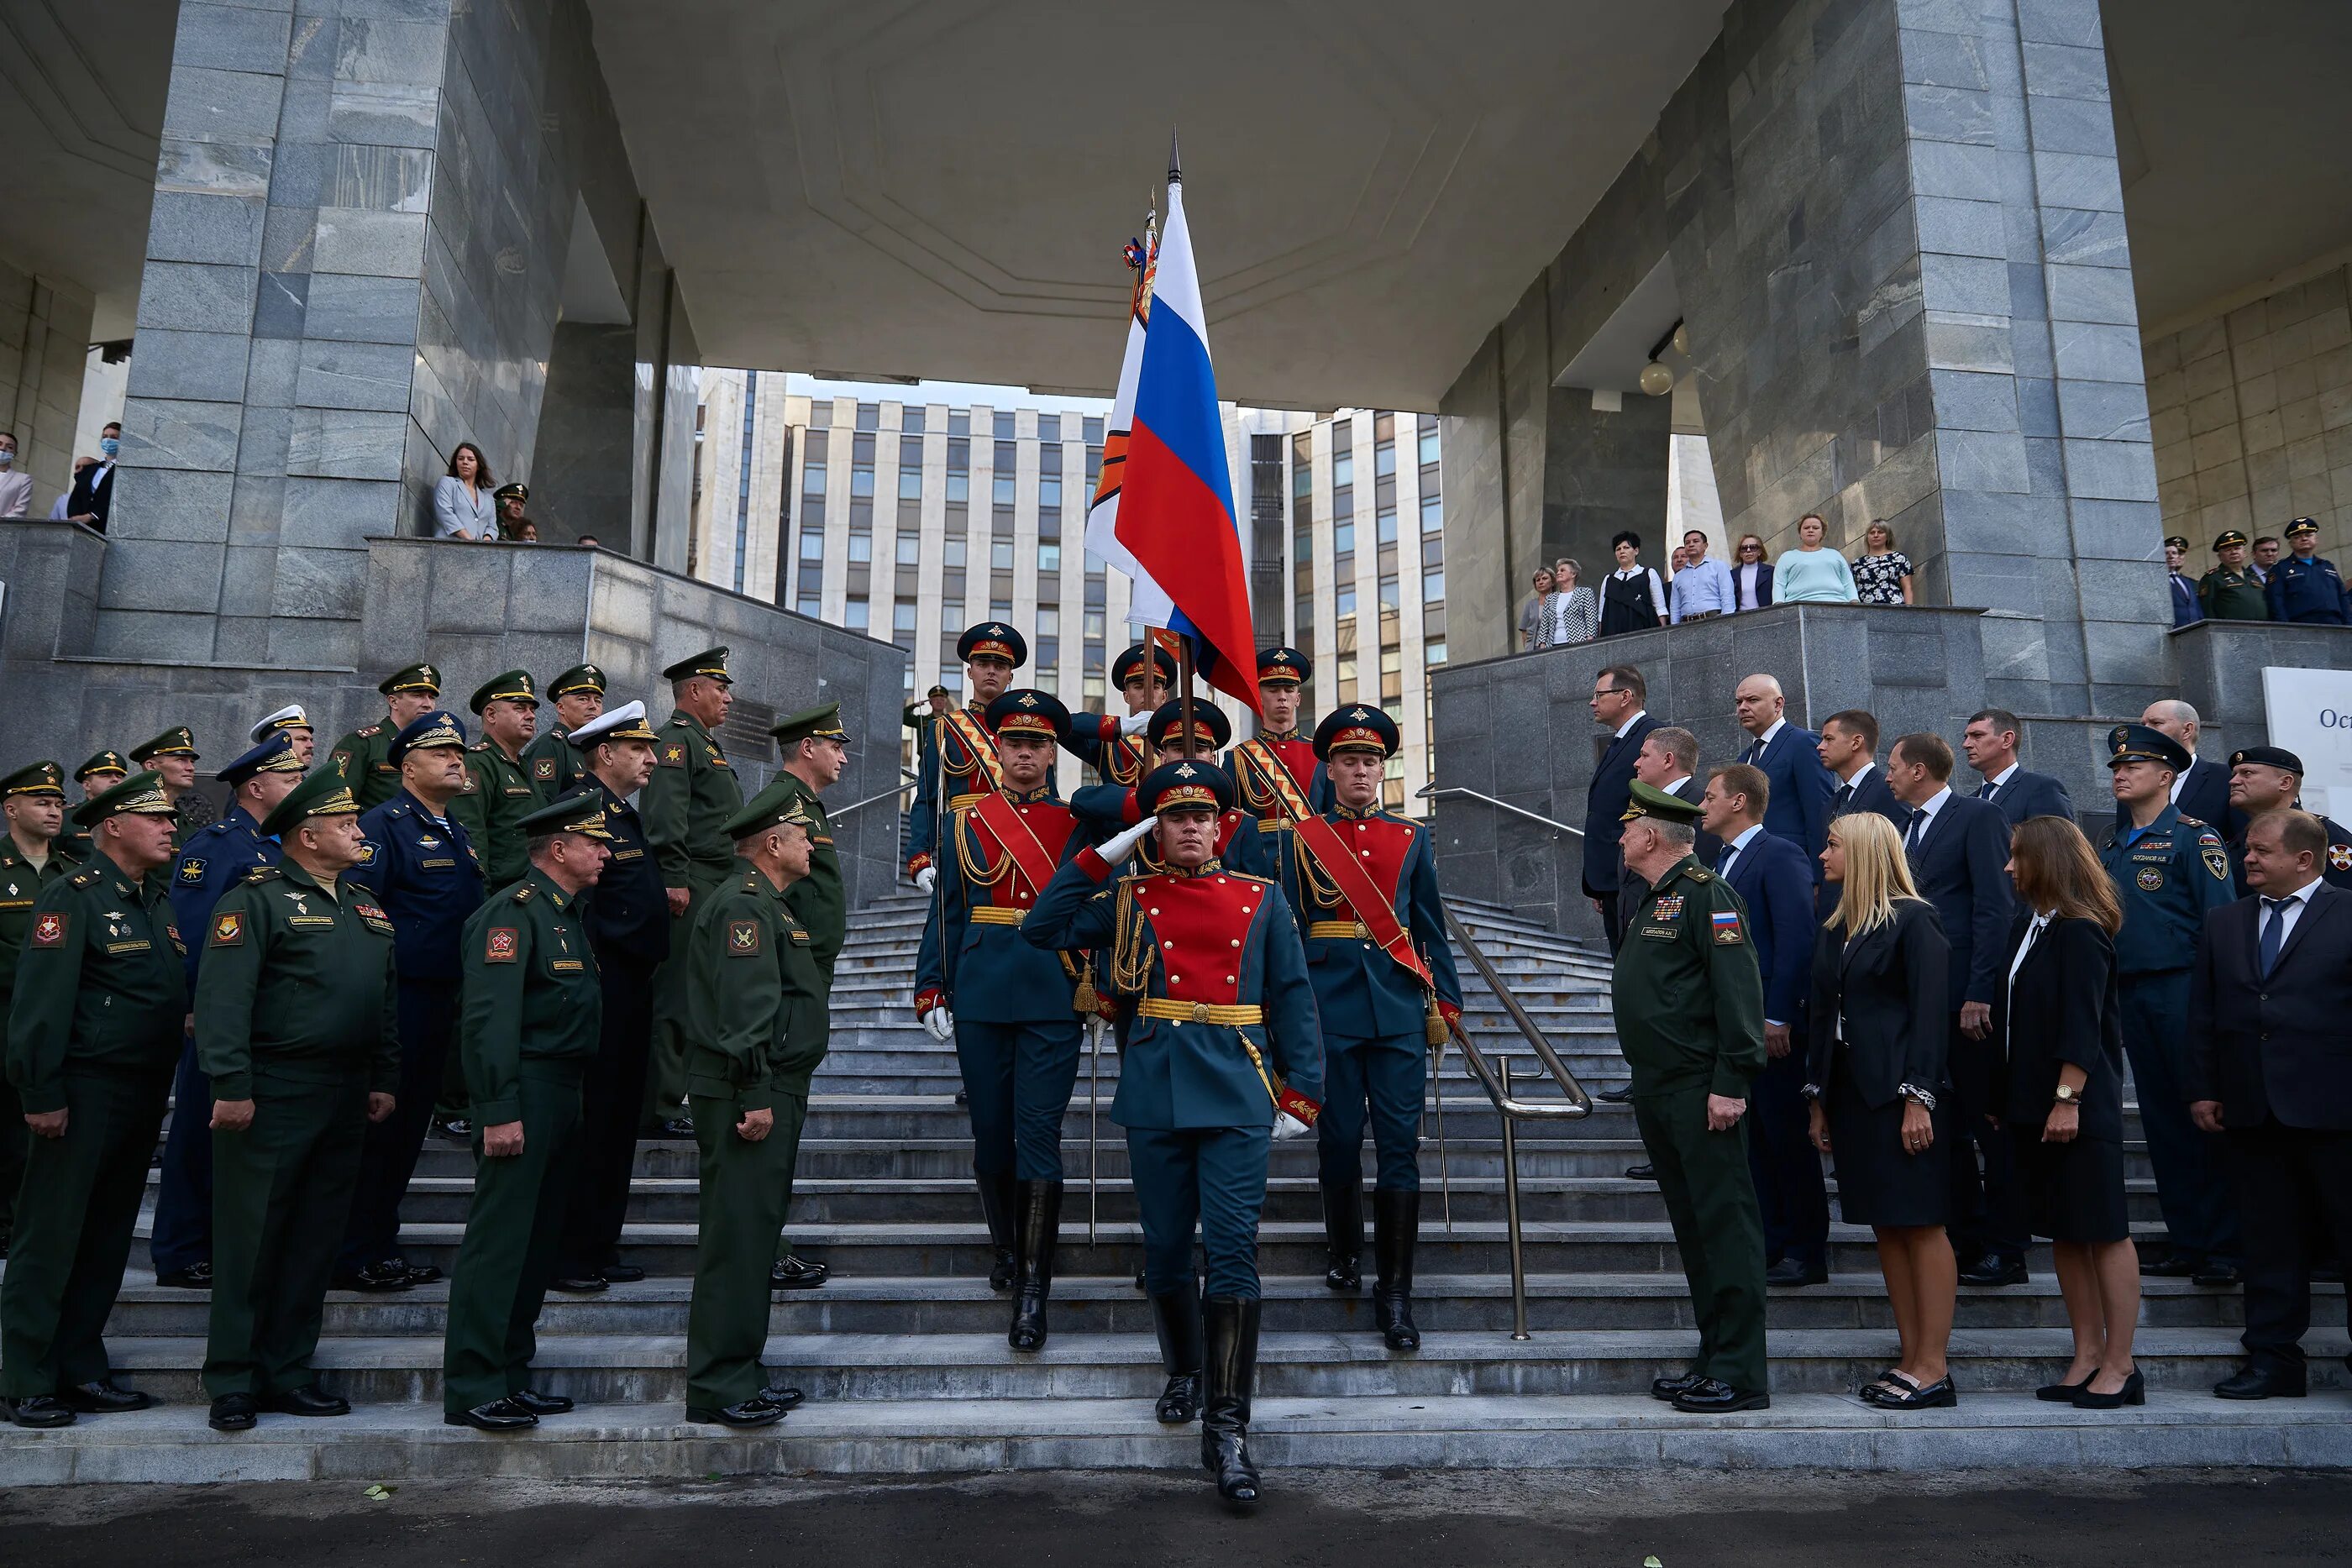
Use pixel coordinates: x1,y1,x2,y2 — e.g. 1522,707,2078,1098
3,889,2346,1484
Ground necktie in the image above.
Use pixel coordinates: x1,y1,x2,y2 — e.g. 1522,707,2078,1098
1743,739,1762,767
1980,780,1998,803
2260,897,2292,978
1833,783,1854,810
1904,808,1925,852
1716,845,1738,879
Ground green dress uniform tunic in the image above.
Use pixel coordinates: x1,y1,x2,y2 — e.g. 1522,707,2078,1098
0,834,76,1248
0,851,188,1399
1611,854,1772,1395
521,725,586,803
196,863,400,1398
2197,565,2269,621
439,866,603,1417
641,710,744,1113
328,721,403,812
449,742,541,892
683,858,830,1411
772,772,844,983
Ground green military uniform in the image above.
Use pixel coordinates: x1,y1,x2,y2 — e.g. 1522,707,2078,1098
197,772,400,1406
683,784,832,1420
521,663,606,803
60,752,127,868
0,763,77,1253
129,726,199,899
439,796,610,1425
642,648,745,1120
330,664,442,813
450,669,545,893
1608,781,1771,1404
0,774,188,1415
768,705,849,983
2198,532,2269,621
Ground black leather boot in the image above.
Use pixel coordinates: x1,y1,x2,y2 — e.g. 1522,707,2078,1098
1320,1180,1363,1291
1373,1188,1421,1352
1200,1295,1263,1503
1008,1178,1063,1351
1150,1279,1203,1424
975,1170,1017,1291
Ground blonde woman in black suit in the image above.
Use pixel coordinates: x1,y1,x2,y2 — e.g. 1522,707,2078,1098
1807,811,1957,1408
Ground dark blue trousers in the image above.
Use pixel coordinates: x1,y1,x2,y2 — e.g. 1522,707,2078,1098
953,1018,1084,1181
149,1032,211,1275
1128,1124,1273,1298
339,978,459,1271
1314,1033,1425,1192
2121,970,2240,1263
1745,1041,1829,1269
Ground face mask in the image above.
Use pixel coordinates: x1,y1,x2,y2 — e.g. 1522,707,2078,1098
100,437,121,459
0,452,13,467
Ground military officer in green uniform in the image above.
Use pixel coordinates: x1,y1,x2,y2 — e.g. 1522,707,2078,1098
439,792,612,1432
61,751,129,866
522,663,606,802
129,726,200,895
0,762,76,1261
1611,779,1772,1414
682,783,829,1426
0,772,187,1429
451,669,544,891
196,768,400,1432
764,703,851,1289
329,664,444,812
2197,530,2271,621
642,647,744,1133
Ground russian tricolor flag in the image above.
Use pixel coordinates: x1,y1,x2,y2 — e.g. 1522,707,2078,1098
1115,156,1262,713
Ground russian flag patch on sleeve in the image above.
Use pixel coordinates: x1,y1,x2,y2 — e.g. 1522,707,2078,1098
1711,909,1744,944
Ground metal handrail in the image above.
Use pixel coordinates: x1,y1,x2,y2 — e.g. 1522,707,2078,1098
827,768,921,821
1418,784,1583,838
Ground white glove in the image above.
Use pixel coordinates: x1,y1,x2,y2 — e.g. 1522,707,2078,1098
921,1006,955,1042
1273,1111,1313,1142
1118,711,1152,737
914,866,937,894
1097,813,1160,864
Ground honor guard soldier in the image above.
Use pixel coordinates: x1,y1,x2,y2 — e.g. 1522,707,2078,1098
197,768,399,1433
439,792,612,1432
1611,780,1772,1413
1231,647,1331,838
549,703,669,1294
906,622,1026,889
250,705,316,766
1072,699,1268,878
0,762,75,1262
2101,723,2239,1287
1288,705,1462,1350
129,726,201,895
915,690,1092,1333
1026,761,1323,1504
681,784,831,1426
331,663,444,811
523,663,606,801
150,734,306,1293
2265,517,2351,624
2224,746,2352,895
61,751,129,865
338,711,484,1293
2197,531,2271,621
1065,642,1171,786
0,772,187,1429
643,647,745,1134
452,669,545,889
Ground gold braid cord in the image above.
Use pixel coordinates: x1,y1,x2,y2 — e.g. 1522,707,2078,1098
1290,829,1343,910
1110,876,1158,999
952,806,1011,889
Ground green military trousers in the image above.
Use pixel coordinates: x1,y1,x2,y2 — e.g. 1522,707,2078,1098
441,1064,584,1416
685,1089,808,1410
0,1067,171,1397
1634,1085,1769,1393
204,1073,370,1398
645,867,735,1125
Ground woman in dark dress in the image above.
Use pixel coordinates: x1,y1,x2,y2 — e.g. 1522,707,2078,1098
1997,815,2141,1409
1807,812,1957,1408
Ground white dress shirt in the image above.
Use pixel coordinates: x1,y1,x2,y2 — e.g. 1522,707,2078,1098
2258,876,2319,951
1743,716,1787,763
1614,709,1649,742
1904,784,1954,851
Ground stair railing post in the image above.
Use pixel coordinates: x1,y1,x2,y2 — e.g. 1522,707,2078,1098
1498,1055,1531,1341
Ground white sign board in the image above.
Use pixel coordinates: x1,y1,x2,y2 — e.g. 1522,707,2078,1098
2262,665,2352,819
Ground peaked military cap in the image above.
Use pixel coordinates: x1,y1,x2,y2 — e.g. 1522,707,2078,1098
984,689,1071,742
1111,642,1178,688
73,769,178,829
517,789,616,842
130,726,198,764
74,749,129,785
723,778,818,840
378,663,441,696
2228,745,2302,775
2286,517,2321,538
957,621,1026,668
661,646,733,684
1147,698,1232,753
249,705,311,744
569,700,659,749
0,761,65,798
493,481,528,505
469,669,539,714
2107,722,2191,774
1257,646,1311,685
773,703,850,747
2162,536,2190,552
1315,704,1399,760
258,766,360,837
1140,758,1235,816
2212,529,2250,551
548,663,606,700
387,710,468,766
217,732,304,788
1622,779,1704,826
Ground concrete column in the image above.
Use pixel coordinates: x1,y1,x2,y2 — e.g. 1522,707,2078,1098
0,266,97,516
1541,388,1671,583
533,321,637,545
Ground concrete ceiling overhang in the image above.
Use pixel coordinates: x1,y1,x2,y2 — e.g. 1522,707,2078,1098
585,0,1732,411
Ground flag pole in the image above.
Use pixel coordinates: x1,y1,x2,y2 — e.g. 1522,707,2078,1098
1176,633,1198,760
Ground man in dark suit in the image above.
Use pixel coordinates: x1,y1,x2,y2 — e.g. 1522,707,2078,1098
2139,700,2234,836
1704,762,1829,1285
2187,810,2352,1399
1583,664,1656,949
65,422,120,532
1887,732,2024,1284
1961,708,2072,825
1632,727,1722,869
1818,710,1908,829
1732,674,1835,880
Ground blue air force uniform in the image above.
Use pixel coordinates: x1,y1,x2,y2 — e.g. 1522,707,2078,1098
906,622,1028,883
2265,521,2349,624
2100,726,2240,1273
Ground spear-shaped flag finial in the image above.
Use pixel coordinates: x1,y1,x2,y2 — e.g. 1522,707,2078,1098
1168,127,1182,186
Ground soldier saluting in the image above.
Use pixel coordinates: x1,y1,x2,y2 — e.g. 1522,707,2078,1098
1064,642,1171,787
906,622,1026,892
1071,699,1271,878
643,647,744,1135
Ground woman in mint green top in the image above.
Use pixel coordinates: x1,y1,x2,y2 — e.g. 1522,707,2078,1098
1774,513,1861,604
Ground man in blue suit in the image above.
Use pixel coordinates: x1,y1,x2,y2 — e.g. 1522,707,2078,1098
1961,708,2073,826
1817,710,1908,829
1583,664,1657,947
1887,732,2024,1285
1702,762,1830,1285
1733,674,1835,880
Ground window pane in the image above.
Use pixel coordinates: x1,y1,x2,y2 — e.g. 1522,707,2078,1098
896,533,918,564
995,412,1015,438
990,598,1011,618
848,533,872,564
809,401,832,427
1426,639,1446,664
1038,606,1060,635
1334,522,1354,554
941,603,963,630
1039,475,1062,508
1421,494,1442,532
802,462,826,495
990,539,1014,569
893,600,916,632
1423,569,1445,600
946,473,968,502
1084,611,1105,638
855,401,878,431
851,467,874,497
799,530,824,561
1374,443,1397,477
899,468,921,500
1332,451,1353,487
1084,417,1104,443
992,475,1016,506
1419,428,1440,465
1038,543,1061,572
949,410,970,437
844,600,869,629
796,592,821,616
1377,508,1398,543
1292,460,1312,498
1336,586,1357,615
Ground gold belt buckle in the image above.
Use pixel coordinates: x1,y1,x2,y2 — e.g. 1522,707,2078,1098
1190,1001,1210,1024
1353,920,1370,940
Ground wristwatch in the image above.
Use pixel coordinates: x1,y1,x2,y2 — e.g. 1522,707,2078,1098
2053,1083,2082,1104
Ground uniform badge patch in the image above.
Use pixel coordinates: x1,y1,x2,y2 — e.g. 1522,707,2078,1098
727,919,761,956
209,912,244,947
1711,910,1744,944
2332,844,2352,872
2137,866,2165,891
354,843,378,866
660,742,686,768
31,911,65,947
486,926,519,963
178,858,207,883
533,757,556,781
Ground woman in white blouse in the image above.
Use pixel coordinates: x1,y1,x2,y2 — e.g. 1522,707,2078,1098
1550,557,1600,645
433,443,497,540
0,432,32,518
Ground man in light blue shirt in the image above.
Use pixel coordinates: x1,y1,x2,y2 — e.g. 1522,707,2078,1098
1670,530,1735,623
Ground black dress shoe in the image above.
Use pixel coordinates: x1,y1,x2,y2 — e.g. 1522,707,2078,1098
2071,1367,2144,1409
599,1263,647,1284
2139,1250,2199,1277
1765,1258,1828,1287
155,1261,213,1289
2192,1260,2242,1287
207,1393,258,1432
1649,1371,1704,1402
2213,1363,2307,1399
1867,1373,1957,1410
444,1398,538,1430
1624,1163,1656,1181
1958,1256,2028,1287
508,1387,573,1415
769,1254,829,1289
659,1116,696,1138
398,1260,443,1285
550,1272,611,1293
1599,1086,1633,1104
757,1385,806,1411
61,1379,153,1413
436,1117,473,1143
687,1399,785,1427
260,1384,350,1418
6,1395,74,1428
1672,1377,1771,1413
335,1261,414,1293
